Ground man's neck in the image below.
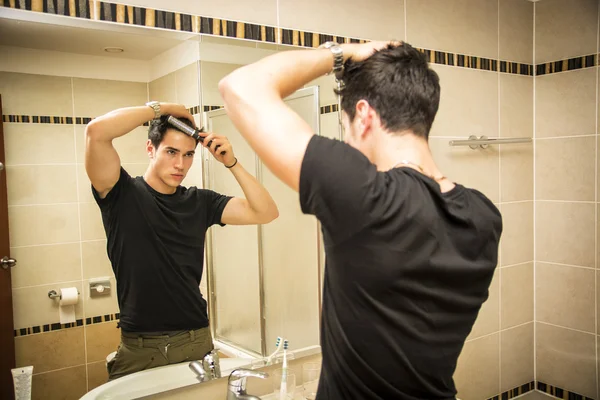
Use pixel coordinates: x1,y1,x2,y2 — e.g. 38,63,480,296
373,131,439,176
143,167,177,195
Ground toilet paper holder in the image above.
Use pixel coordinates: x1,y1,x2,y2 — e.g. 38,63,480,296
48,289,80,299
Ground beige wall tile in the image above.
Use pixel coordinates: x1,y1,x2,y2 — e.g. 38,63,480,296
8,204,80,247
536,202,595,268
535,69,596,138
72,78,148,118
84,277,119,317
500,74,533,139
430,138,499,203
113,127,150,164
454,333,500,400
15,328,85,373
320,112,342,140
12,281,83,329
82,240,113,280
500,202,533,267
6,165,78,206
4,124,76,165
279,0,404,41
536,323,597,398
536,263,595,333
535,0,598,64
201,62,242,105
79,202,106,242
501,263,533,329
430,65,498,139
406,0,498,59
0,72,73,116
500,146,533,202
500,322,534,392
149,73,177,104
536,137,595,201
11,243,81,289
120,0,277,26
122,163,150,179
175,62,200,109
86,322,121,362
499,0,533,63
87,361,109,391
306,74,337,107
32,365,87,400
467,268,499,340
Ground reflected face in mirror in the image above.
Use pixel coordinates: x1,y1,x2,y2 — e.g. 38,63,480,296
146,129,197,191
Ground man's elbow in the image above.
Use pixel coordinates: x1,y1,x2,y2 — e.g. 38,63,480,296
260,206,279,224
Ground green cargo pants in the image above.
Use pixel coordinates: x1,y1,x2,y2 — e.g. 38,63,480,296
107,327,214,381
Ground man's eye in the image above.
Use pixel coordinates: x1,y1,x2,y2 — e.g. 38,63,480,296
167,150,176,155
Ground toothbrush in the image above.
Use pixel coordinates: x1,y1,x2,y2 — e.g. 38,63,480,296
279,339,289,400
266,336,282,365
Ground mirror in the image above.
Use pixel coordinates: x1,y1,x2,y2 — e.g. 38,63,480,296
0,7,340,398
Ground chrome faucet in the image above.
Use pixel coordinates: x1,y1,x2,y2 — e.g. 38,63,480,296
188,350,222,382
226,368,269,400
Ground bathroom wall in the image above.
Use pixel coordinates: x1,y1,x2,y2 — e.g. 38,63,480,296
0,50,150,397
0,0,542,399
533,0,599,398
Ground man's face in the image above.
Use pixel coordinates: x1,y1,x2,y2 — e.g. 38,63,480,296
148,129,197,189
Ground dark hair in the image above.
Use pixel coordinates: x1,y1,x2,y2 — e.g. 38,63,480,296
335,42,441,139
148,114,202,148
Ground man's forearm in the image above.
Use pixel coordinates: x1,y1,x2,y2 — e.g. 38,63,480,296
86,105,155,142
228,162,278,219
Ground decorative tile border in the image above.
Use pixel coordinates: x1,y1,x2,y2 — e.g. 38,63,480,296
537,381,595,400
2,0,93,18
485,382,534,400
320,104,339,115
14,312,120,337
0,0,536,76
536,54,598,76
418,49,533,76
2,105,340,126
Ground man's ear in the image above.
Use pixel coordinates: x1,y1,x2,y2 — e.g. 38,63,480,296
355,99,373,138
146,139,155,158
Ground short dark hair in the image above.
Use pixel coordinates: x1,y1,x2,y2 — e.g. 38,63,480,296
335,42,441,139
148,114,202,148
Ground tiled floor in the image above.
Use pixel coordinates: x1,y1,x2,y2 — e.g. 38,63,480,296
516,391,556,400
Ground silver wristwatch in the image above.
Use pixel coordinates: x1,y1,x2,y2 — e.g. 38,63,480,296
319,41,344,80
146,101,161,120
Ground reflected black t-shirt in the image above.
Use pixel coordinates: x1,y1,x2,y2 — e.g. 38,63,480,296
299,136,502,400
92,167,232,332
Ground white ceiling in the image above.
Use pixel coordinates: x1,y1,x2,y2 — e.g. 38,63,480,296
0,17,192,60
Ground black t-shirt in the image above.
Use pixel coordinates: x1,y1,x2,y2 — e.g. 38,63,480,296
299,136,502,400
92,167,232,332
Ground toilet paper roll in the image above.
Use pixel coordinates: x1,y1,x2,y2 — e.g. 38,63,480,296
58,287,79,324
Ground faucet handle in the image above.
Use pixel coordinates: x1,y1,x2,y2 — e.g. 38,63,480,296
189,360,207,382
228,368,269,396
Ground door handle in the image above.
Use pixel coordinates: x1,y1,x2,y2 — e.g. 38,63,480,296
0,161,4,171
1,256,17,270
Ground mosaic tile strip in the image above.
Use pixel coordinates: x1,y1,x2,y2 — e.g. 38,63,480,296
320,104,339,115
3,115,153,125
536,54,598,76
2,0,92,18
537,381,595,400
417,48,533,76
491,382,535,400
13,313,120,337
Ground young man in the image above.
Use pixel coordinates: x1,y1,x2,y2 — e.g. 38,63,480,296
218,42,502,399
84,102,278,380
